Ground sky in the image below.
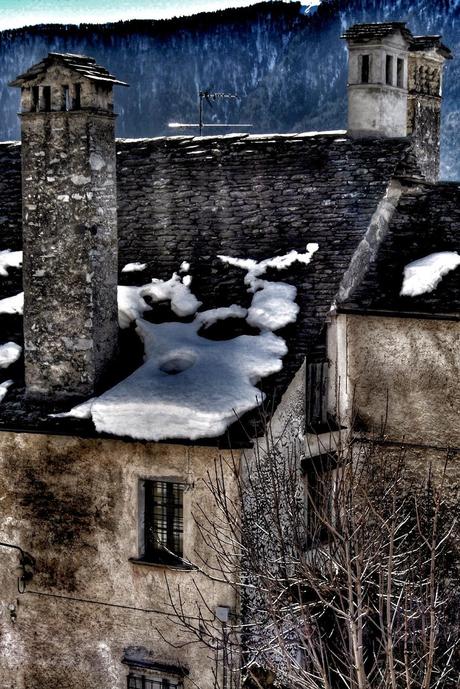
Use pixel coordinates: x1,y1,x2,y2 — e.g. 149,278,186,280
0,0,320,30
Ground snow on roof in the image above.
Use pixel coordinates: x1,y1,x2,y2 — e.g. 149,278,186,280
0,250,22,277
121,262,147,273
0,380,13,403
0,342,22,369
400,252,460,297
62,320,287,441
0,291,23,315
56,246,318,441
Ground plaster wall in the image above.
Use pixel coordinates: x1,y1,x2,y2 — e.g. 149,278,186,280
347,33,409,138
0,432,239,689
329,313,460,447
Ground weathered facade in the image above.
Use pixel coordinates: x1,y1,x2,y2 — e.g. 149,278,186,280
0,20,458,689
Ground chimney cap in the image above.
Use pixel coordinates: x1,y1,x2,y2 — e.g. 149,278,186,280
410,35,453,59
341,21,413,43
9,52,128,88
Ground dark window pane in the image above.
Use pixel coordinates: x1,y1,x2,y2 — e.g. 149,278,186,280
42,85,51,111
73,83,81,110
361,54,370,83
144,480,184,562
386,55,394,85
32,85,39,112
397,58,404,88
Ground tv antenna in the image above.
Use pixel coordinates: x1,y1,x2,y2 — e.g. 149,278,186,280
169,89,253,136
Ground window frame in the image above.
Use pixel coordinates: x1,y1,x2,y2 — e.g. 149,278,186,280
385,54,394,86
138,478,185,566
360,54,370,84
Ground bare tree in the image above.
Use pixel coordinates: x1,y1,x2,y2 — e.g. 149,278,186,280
167,429,460,689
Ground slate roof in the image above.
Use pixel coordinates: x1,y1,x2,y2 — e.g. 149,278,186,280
0,131,431,444
9,53,128,87
410,36,452,58
340,179,460,318
341,22,413,43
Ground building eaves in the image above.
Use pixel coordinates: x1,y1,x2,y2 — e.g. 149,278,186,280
9,52,128,87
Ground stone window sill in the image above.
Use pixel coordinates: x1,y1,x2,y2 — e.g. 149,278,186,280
129,557,195,572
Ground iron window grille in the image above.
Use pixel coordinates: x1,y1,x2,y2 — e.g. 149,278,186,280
144,480,184,565
306,361,329,432
127,673,183,689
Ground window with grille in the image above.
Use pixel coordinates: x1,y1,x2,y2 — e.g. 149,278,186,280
127,673,183,689
306,361,329,431
143,480,184,565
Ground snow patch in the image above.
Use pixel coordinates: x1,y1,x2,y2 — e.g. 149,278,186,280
247,281,299,331
0,292,23,315
0,342,22,369
0,380,13,402
117,286,152,329
400,252,460,297
0,250,22,277
219,243,318,292
195,304,247,329
140,272,202,317
121,262,147,273
78,319,287,441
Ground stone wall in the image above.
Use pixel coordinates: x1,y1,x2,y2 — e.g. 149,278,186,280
0,432,238,689
330,313,460,448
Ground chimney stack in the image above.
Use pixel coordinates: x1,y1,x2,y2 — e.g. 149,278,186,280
10,54,128,400
342,23,452,182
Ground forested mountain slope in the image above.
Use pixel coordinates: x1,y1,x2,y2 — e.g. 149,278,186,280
0,0,458,178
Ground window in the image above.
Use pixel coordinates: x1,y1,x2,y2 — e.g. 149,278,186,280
386,54,394,85
397,58,404,88
41,85,51,112
31,85,39,112
61,84,70,111
360,54,370,83
127,673,183,689
142,480,184,565
302,453,338,546
306,361,329,431
72,83,81,110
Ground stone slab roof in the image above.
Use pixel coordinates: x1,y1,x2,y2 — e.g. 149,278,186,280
0,132,418,443
340,179,460,318
341,22,413,43
9,52,128,87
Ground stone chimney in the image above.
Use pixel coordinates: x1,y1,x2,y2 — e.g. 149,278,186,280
342,23,452,182
407,36,452,182
9,54,128,400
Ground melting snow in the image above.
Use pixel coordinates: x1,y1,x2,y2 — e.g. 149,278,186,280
0,292,24,315
0,342,22,368
54,245,318,441
141,273,202,318
121,262,147,273
195,305,247,329
0,250,22,277
247,281,298,331
118,286,152,329
65,319,287,441
400,252,460,297
0,380,13,402
219,243,318,291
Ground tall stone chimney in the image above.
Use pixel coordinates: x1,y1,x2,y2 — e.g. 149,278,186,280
342,23,452,182
9,54,128,400
407,36,452,182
